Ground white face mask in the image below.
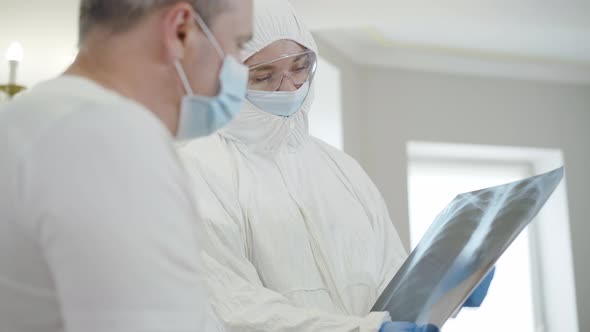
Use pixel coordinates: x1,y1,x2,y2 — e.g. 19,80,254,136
246,82,310,117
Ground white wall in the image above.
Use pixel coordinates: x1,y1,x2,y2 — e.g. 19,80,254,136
308,56,343,149
316,37,590,331
0,0,78,87
313,35,366,161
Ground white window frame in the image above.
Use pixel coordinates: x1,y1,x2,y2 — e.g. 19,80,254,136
407,141,579,332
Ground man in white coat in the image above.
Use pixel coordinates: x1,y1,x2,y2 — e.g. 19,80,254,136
0,1,252,331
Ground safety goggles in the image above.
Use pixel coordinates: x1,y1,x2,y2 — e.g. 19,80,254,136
247,49,317,93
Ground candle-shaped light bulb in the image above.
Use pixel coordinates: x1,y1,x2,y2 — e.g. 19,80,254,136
6,42,24,62
5,42,23,85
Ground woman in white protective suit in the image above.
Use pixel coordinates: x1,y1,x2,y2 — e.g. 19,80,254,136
179,0,489,331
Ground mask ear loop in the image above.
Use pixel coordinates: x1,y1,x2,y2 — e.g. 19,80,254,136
193,11,225,59
174,11,225,96
175,61,195,96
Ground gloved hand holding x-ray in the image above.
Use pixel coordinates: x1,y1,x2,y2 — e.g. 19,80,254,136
380,321,440,332
373,167,564,328
462,267,495,308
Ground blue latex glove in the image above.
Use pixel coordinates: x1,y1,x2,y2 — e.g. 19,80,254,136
380,322,440,332
463,267,495,308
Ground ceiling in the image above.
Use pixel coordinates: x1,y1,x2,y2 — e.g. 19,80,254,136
290,0,590,83
1,0,589,86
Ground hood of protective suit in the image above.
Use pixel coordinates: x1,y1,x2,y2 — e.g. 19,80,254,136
218,0,318,154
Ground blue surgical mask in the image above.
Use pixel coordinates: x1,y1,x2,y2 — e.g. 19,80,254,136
174,13,248,140
246,82,310,117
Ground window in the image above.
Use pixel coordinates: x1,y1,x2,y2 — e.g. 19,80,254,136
406,141,579,332
408,160,536,331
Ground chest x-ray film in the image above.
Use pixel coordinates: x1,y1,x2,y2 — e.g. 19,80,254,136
372,167,564,327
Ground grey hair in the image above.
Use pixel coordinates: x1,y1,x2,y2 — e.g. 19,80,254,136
79,0,231,42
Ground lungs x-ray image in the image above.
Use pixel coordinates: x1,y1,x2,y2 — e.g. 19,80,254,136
372,167,564,327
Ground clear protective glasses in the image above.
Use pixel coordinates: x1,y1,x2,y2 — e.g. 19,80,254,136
247,49,317,93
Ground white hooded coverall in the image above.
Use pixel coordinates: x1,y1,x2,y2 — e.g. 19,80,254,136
179,0,408,331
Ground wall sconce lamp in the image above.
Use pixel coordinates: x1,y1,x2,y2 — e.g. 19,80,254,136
0,42,26,99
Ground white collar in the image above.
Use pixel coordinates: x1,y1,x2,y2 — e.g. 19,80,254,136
219,101,310,155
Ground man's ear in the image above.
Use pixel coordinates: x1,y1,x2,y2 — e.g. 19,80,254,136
162,3,195,61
